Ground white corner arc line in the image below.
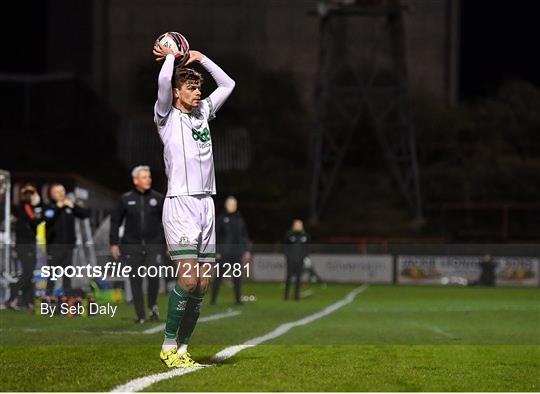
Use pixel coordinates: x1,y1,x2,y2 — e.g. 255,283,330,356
142,308,242,334
111,284,369,392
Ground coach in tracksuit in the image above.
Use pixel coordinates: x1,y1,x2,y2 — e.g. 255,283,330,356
110,166,165,323
211,196,251,305
284,219,310,301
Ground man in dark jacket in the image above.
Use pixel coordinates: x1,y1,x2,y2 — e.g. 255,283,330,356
284,219,309,301
109,166,165,323
6,185,44,309
211,196,251,305
44,183,90,296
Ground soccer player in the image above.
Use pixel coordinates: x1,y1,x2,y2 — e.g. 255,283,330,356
152,42,235,368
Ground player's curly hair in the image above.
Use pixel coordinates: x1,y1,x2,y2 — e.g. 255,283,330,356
172,67,203,89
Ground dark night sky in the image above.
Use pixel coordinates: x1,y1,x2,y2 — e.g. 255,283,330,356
0,1,48,73
2,1,540,100
460,1,540,100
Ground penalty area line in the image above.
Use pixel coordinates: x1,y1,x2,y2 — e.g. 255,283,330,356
111,284,369,392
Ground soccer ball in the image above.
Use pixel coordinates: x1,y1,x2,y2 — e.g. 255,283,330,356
156,32,190,66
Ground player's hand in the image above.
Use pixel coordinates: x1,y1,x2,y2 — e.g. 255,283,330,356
64,199,74,208
111,245,121,260
153,42,175,63
185,50,203,65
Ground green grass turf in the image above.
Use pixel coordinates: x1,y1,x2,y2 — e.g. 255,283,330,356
0,283,539,391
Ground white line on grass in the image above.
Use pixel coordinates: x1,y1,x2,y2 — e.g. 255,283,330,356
408,321,456,339
142,308,242,334
111,284,369,392
7,309,242,336
356,305,540,313
299,289,315,298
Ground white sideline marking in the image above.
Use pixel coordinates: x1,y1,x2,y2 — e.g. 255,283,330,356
111,285,369,392
111,366,206,392
214,284,369,361
142,308,242,334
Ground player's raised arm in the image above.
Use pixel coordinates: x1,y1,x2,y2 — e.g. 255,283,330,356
186,50,235,116
153,43,175,118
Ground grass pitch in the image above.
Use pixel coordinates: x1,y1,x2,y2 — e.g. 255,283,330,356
1,283,539,391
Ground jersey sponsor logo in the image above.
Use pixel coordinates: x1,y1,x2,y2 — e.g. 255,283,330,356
192,127,211,142
149,198,158,207
65,208,72,214
128,200,136,205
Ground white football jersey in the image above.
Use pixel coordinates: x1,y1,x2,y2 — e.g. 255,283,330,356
154,98,216,196
153,54,235,198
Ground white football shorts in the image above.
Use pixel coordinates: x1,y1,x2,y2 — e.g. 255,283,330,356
162,194,216,263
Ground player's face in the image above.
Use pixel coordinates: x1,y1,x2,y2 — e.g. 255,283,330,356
133,170,152,191
176,80,202,109
50,185,66,202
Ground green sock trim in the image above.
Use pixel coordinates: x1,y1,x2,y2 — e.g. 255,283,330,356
164,284,190,339
178,290,206,344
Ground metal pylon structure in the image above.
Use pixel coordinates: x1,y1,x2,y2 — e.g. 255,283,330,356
309,0,422,224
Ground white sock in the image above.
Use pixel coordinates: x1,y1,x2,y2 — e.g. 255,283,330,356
177,344,188,355
161,337,177,352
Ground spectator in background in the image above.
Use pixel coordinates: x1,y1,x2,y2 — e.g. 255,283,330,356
211,196,251,305
5,184,43,310
109,166,165,323
284,219,309,301
44,183,90,296
476,254,497,286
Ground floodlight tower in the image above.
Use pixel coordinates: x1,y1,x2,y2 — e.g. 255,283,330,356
309,0,423,225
